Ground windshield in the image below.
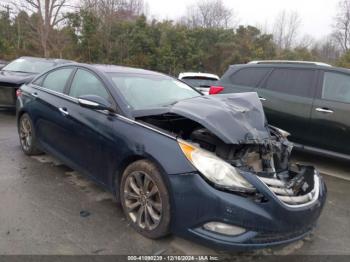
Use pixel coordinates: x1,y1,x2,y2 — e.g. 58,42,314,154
109,73,201,110
181,77,218,87
2,58,56,74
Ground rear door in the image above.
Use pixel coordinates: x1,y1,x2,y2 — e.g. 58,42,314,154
30,67,76,157
220,67,271,94
257,68,318,145
309,70,350,155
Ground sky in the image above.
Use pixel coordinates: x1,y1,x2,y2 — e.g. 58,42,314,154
147,0,339,40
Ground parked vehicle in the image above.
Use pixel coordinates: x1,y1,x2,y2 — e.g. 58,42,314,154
214,60,350,160
0,56,72,108
178,72,219,95
16,63,326,250
0,60,7,70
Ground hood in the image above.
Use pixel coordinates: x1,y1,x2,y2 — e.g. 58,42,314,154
0,70,36,85
133,92,271,144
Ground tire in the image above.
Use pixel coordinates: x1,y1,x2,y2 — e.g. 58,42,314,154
120,160,171,239
18,113,42,155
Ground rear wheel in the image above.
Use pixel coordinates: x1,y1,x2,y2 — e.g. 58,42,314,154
18,113,42,155
120,160,170,239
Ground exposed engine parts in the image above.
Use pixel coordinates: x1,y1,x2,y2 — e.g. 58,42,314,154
137,113,317,206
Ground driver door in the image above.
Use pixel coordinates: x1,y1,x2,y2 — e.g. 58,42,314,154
63,68,117,185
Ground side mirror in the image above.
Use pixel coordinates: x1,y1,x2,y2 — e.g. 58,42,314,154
78,95,115,112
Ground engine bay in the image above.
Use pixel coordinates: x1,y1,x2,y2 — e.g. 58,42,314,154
137,113,317,205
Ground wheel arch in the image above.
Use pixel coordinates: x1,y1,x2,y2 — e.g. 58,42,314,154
112,153,173,203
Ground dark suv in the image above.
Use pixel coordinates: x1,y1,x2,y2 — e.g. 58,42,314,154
216,60,350,160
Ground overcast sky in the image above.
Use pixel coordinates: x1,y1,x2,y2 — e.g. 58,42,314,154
147,0,338,40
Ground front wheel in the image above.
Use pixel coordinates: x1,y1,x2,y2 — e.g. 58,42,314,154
18,113,42,155
120,160,170,239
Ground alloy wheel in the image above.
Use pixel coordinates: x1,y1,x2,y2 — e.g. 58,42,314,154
19,116,32,151
123,171,162,231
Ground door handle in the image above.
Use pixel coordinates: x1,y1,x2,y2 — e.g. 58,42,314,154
58,107,69,116
259,96,266,101
315,107,334,114
31,92,38,98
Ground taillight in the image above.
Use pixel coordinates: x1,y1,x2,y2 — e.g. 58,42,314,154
16,89,22,97
209,86,224,95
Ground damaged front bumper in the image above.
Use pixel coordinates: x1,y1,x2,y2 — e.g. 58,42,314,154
169,166,327,251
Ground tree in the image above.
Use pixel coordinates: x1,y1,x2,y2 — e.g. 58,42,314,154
77,0,145,62
14,0,72,57
0,9,16,59
311,37,341,64
333,0,350,52
183,0,235,29
273,10,301,50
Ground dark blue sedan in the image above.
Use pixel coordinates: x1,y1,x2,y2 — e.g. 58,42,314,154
16,63,327,250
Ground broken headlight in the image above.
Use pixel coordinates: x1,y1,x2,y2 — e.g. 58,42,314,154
178,140,256,193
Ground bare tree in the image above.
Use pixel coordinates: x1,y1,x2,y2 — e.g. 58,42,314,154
13,0,72,57
333,0,350,52
83,0,144,19
183,0,235,29
273,10,301,50
312,37,341,63
298,34,315,49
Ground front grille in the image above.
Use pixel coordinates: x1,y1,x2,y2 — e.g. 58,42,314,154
258,171,319,207
247,227,313,244
0,86,16,106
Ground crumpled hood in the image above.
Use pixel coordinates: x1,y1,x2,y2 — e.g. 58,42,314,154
134,92,271,144
0,70,36,85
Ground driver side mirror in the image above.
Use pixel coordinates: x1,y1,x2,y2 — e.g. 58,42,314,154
78,95,115,113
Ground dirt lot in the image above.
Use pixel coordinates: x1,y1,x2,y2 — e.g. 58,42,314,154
0,110,349,257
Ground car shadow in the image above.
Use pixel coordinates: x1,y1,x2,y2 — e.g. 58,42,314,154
0,108,16,116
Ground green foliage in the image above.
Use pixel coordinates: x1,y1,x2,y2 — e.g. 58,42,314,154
336,51,350,68
0,8,335,75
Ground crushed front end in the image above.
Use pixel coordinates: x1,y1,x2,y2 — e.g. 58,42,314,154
168,128,326,249
188,125,322,207
135,93,327,250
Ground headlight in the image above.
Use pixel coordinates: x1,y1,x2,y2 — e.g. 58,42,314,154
271,126,290,138
178,140,255,193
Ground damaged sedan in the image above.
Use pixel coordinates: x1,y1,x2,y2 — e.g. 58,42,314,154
16,63,326,250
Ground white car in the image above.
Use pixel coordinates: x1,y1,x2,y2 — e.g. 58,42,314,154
178,72,219,95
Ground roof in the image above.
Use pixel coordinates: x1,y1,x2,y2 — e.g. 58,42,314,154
178,72,220,80
248,60,332,67
89,64,164,75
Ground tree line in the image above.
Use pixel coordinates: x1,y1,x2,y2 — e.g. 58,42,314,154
1,0,350,76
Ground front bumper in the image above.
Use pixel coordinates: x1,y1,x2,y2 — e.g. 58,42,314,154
168,168,327,251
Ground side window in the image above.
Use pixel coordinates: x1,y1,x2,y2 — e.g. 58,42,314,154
264,68,315,97
32,75,45,86
230,68,270,87
69,69,110,100
42,68,73,93
322,72,350,103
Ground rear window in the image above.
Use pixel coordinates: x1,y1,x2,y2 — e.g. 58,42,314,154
181,77,218,87
264,68,315,97
2,57,56,74
322,72,350,103
230,68,270,87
